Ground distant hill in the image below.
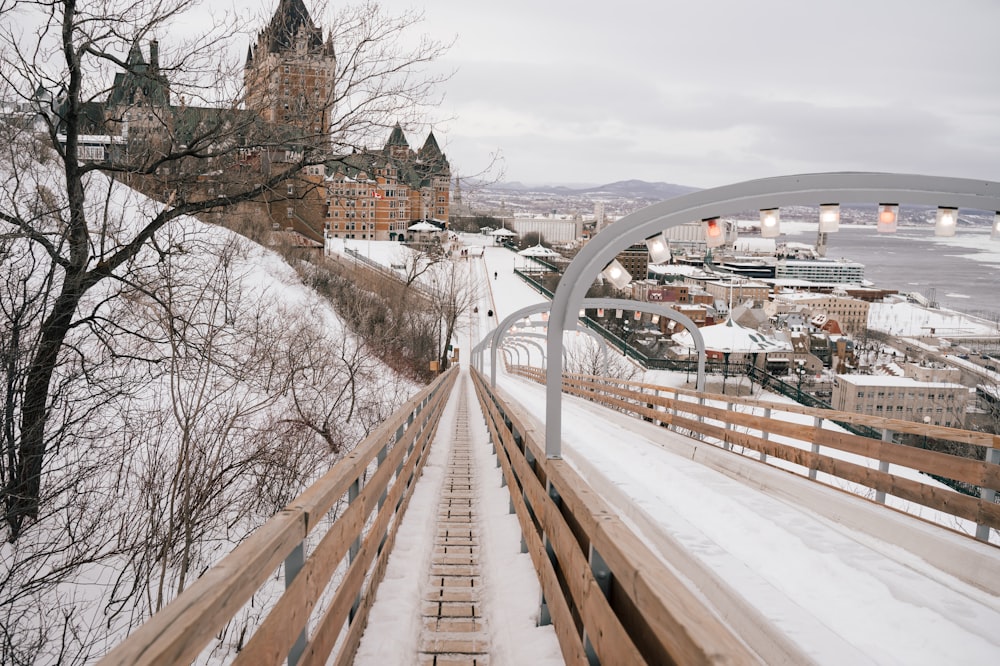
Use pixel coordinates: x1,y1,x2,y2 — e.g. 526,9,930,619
476,179,700,199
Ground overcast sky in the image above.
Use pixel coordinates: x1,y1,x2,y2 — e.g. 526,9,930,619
350,0,1000,188
16,0,998,189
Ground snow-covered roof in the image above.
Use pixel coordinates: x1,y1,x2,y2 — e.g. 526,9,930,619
673,318,792,353
408,221,441,232
835,374,968,389
517,244,559,257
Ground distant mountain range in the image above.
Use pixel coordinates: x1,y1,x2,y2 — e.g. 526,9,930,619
482,179,700,200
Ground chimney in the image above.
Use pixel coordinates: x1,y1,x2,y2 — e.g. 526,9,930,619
149,40,159,71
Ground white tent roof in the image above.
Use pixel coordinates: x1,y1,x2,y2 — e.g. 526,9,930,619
673,318,792,354
517,244,560,257
490,228,517,237
408,221,441,232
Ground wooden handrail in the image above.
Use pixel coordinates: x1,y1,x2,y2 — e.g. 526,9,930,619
471,368,760,665
507,364,1000,539
100,367,458,666
563,369,998,448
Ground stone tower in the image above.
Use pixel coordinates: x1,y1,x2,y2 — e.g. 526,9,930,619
244,0,336,146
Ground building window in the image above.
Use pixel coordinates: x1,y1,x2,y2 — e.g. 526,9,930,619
286,207,293,218
287,184,294,195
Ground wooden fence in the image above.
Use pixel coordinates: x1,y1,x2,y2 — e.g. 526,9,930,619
508,364,1000,541
470,367,761,665
100,367,458,666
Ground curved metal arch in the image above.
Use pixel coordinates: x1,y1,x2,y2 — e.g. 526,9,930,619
545,172,1000,458
508,343,527,366
482,299,705,390
507,335,547,366
512,322,610,374
574,298,706,389
499,346,516,366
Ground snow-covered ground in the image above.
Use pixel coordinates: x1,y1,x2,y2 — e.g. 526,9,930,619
354,235,1000,664
869,299,1000,338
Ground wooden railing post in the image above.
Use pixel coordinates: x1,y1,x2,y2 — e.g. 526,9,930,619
725,402,735,451
808,415,823,480
584,545,610,666
347,477,362,623
876,429,894,504
977,446,1000,541
760,407,771,462
284,542,307,666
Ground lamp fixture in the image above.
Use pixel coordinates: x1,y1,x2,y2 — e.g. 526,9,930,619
934,207,958,237
819,204,840,233
703,217,725,248
602,259,632,290
644,232,672,264
759,208,780,238
993,212,1000,241
877,204,898,233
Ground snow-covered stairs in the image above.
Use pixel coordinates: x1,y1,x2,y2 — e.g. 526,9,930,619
418,381,491,665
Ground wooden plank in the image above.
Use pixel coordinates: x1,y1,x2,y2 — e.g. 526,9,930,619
292,367,458,531
482,375,759,665
684,415,1000,530
566,377,1000,495
565,371,994,448
299,370,455,666
334,385,450,666
472,372,588,666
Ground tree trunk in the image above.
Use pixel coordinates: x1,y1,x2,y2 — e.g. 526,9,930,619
7,283,84,538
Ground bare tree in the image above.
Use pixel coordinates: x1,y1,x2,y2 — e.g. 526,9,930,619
427,256,478,372
565,334,641,381
0,0,447,539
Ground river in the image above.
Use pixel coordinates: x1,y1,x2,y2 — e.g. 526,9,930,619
776,223,1000,321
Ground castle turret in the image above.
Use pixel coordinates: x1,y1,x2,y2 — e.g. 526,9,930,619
244,0,336,144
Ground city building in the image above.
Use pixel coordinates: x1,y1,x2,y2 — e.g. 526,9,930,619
775,258,865,283
693,276,771,307
615,243,650,282
243,0,335,143
772,292,871,335
832,374,970,428
324,126,451,241
39,0,449,244
503,217,583,245
631,281,690,304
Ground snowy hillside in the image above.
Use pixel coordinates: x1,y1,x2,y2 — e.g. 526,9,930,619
0,139,416,662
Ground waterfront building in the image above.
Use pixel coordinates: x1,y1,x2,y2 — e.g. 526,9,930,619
832,374,970,428
506,217,583,245
775,258,865,284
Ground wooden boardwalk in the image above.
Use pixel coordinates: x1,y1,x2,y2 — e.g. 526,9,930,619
419,379,490,665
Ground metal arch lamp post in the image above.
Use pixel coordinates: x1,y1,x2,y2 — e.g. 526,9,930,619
507,320,612,375
508,333,550,368
545,173,1000,459
473,319,610,374
508,336,547,367
486,299,707,390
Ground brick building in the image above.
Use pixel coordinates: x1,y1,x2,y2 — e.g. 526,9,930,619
324,126,451,241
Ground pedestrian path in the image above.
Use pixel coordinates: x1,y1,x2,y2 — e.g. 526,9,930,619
418,377,491,665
